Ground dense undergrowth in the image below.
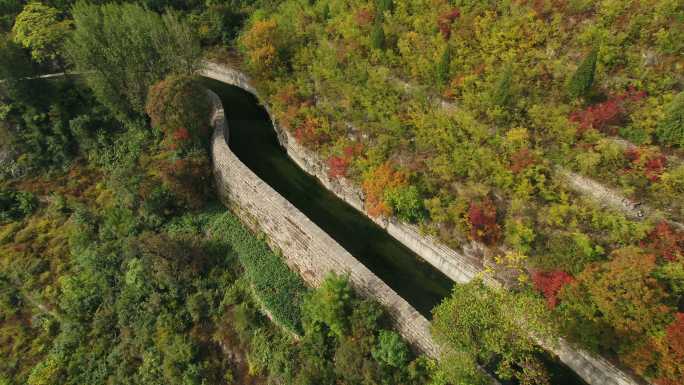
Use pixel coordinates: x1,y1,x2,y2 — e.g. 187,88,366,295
234,1,684,383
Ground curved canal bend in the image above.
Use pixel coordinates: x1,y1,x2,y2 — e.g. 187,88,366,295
202,78,586,385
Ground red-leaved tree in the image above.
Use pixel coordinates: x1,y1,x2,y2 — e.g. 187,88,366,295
570,87,646,134
467,198,500,245
531,270,574,308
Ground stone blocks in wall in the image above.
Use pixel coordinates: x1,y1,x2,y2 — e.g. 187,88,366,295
208,90,440,358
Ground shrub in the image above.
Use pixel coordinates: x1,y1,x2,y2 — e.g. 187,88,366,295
385,185,424,222
531,270,574,308
567,49,598,99
656,92,684,147
145,75,211,148
327,155,350,179
667,313,684,359
158,152,212,210
570,88,646,134
623,146,668,182
0,189,37,222
643,221,683,262
437,8,460,40
509,148,536,174
294,116,328,148
372,330,409,368
467,197,500,245
362,162,407,218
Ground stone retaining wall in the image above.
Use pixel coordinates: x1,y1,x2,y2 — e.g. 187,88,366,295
207,89,439,358
201,62,644,385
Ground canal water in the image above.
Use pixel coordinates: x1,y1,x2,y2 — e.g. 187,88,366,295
203,78,587,385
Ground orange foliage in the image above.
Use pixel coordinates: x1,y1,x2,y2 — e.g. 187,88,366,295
574,249,672,336
241,19,279,74
643,221,684,262
294,116,328,148
355,8,374,25
509,148,537,174
622,313,684,385
362,162,407,218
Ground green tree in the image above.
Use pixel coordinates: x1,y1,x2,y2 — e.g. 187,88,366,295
372,330,409,368
302,273,352,338
377,0,393,14
385,185,424,222
567,49,598,99
432,280,553,384
437,46,451,84
656,92,684,147
145,75,211,145
12,2,71,64
65,1,201,120
370,21,385,50
492,66,513,107
0,36,36,99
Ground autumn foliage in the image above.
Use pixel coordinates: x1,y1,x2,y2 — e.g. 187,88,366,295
624,147,668,182
643,221,684,261
145,75,210,148
467,197,500,245
363,162,407,218
570,88,646,134
294,116,328,148
509,148,537,174
241,18,280,74
327,145,362,179
437,8,460,40
158,154,212,209
531,270,574,308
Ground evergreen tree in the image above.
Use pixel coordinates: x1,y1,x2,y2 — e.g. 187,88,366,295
492,66,513,107
437,46,451,84
370,21,385,50
656,92,684,147
567,49,598,99
377,0,393,15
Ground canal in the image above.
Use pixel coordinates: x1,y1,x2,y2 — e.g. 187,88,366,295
202,78,587,385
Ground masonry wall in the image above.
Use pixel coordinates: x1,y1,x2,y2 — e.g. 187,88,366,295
202,62,644,385
208,89,439,358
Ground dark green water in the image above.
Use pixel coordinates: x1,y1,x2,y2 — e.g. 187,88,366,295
203,78,587,385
